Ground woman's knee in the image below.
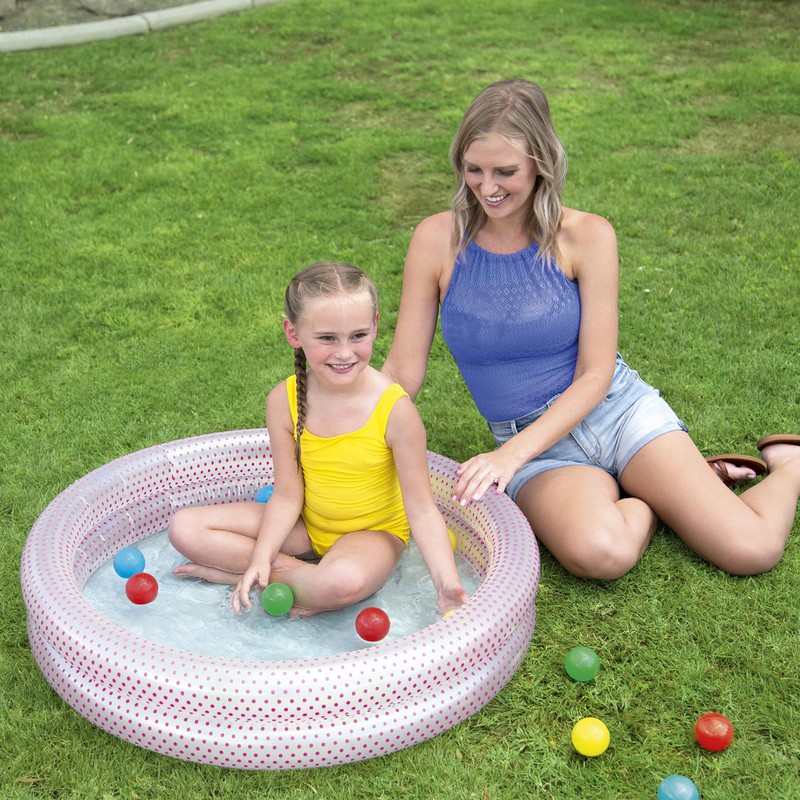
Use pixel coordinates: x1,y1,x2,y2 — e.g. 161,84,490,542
708,531,785,577
557,527,643,580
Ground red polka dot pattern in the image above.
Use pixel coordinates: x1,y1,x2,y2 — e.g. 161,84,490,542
20,430,539,769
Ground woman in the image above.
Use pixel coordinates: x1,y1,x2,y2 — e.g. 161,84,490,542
382,79,800,580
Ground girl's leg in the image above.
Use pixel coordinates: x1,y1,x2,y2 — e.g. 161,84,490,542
621,431,800,575
270,530,405,617
515,466,659,580
168,502,311,583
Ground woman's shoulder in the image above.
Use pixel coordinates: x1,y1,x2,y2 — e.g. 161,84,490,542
558,207,619,278
411,210,454,244
560,206,616,242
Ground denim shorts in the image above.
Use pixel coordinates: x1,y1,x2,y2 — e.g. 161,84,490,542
488,356,688,501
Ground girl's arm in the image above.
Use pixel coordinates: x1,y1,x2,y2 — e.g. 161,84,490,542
382,212,453,400
454,211,620,503
232,382,305,613
386,396,468,616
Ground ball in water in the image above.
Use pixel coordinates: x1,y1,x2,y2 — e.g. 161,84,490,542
355,607,390,642
261,582,294,616
255,485,274,503
658,775,700,800
113,546,145,579
125,572,159,605
694,712,734,751
571,717,610,757
564,646,600,682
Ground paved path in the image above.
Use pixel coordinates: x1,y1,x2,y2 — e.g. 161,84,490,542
1,0,285,52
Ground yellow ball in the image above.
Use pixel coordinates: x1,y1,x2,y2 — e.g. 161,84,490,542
571,717,610,757
447,528,458,551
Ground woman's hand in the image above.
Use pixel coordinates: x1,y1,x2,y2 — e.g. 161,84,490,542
231,562,271,614
454,451,517,505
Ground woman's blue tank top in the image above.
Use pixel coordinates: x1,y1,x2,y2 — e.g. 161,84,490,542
440,240,581,422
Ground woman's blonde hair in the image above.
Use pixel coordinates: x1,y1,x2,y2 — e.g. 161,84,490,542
449,79,567,263
284,261,379,469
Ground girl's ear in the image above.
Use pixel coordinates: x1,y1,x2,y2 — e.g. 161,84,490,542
373,311,380,335
283,318,301,348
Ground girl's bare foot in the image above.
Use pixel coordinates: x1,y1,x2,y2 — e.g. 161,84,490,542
173,562,239,585
288,605,320,619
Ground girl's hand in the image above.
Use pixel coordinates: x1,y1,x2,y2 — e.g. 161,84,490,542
438,583,469,618
231,563,271,614
454,451,516,505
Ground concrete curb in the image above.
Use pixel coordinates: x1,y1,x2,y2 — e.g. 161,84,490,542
0,0,285,52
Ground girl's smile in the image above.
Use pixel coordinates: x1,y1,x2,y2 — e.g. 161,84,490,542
284,292,378,389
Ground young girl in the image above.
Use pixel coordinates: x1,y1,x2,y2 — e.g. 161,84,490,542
169,261,467,618
382,79,800,580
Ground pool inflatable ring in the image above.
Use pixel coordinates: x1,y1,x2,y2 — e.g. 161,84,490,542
21,430,539,769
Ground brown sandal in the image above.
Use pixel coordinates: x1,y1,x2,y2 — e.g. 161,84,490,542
706,454,767,488
756,434,800,451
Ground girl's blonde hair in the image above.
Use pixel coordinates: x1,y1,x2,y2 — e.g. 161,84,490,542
449,79,567,264
284,261,379,469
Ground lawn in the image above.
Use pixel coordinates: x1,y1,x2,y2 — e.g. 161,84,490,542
1,0,799,798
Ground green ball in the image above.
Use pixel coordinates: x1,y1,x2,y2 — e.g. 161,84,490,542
261,582,294,616
565,646,600,682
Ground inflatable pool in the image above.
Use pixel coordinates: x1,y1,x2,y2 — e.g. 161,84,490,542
20,430,539,769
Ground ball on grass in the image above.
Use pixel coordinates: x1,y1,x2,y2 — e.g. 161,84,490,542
571,717,610,757
658,775,699,800
694,712,734,751
564,645,600,682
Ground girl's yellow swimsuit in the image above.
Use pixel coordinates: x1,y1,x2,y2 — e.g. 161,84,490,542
286,376,411,557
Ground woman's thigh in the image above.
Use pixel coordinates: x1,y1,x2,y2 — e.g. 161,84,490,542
620,430,776,572
514,466,631,571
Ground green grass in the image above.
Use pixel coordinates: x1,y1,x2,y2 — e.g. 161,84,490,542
2,0,799,797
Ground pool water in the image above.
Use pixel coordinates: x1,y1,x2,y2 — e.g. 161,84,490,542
83,531,482,662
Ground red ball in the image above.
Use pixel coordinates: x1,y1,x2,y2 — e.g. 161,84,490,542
125,572,159,605
355,606,390,642
694,712,734,751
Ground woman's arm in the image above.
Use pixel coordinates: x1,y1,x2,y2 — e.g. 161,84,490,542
385,396,467,615
454,210,620,503
382,212,453,400
232,382,306,612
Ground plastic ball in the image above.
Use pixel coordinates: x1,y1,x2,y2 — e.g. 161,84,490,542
261,582,294,616
571,717,610,757
255,485,274,503
565,646,600,682
125,572,159,605
113,546,146,579
447,528,457,551
694,712,734,751
355,607,390,642
658,775,700,800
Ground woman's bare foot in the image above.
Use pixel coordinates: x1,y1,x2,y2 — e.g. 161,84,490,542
173,562,239,585
706,455,767,487
758,441,800,474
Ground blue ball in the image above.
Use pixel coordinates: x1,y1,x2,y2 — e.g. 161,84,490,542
113,546,146,579
255,485,274,503
658,775,700,800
